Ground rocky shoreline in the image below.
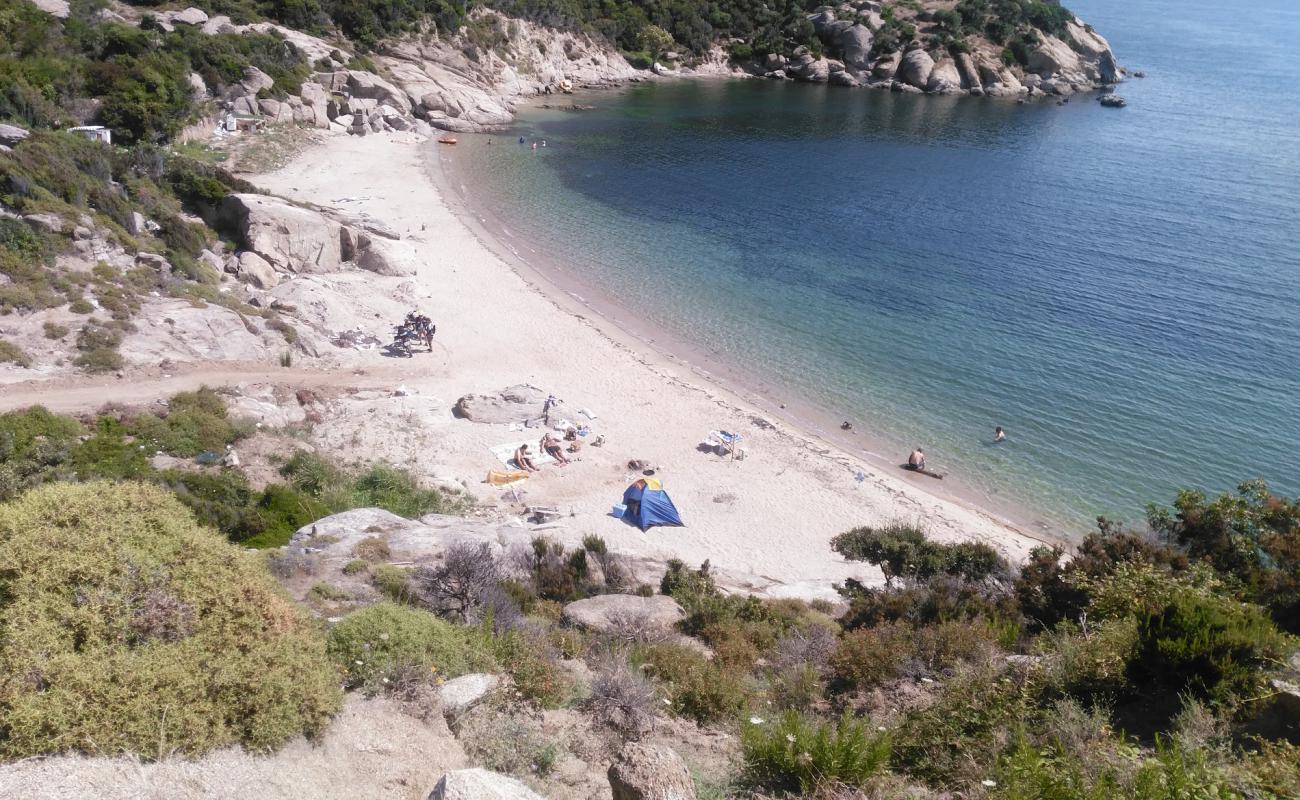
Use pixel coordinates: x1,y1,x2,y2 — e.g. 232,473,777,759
139,3,1122,141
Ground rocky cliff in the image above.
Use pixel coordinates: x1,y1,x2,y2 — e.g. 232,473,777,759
159,2,1122,139
762,2,1122,97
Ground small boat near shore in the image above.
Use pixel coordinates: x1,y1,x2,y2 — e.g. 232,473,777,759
437,136,458,145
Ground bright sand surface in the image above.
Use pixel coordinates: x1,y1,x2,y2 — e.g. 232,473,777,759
253,132,1053,598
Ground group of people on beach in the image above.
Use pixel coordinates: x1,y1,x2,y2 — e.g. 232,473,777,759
515,429,580,471
387,311,435,357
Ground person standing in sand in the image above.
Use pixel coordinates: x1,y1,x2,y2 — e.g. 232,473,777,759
908,448,926,471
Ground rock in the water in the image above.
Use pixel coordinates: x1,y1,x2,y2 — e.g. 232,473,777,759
896,48,935,89
926,58,965,94
219,193,346,274
608,742,696,800
829,70,860,88
1099,94,1127,108
0,123,30,147
839,24,874,71
872,50,901,80
429,768,546,800
955,52,982,93
562,595,686,637
438,673,500,716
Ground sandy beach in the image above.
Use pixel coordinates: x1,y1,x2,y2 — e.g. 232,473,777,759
236,130,1051,599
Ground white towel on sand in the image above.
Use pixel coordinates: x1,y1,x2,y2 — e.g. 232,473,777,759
490,440,556,468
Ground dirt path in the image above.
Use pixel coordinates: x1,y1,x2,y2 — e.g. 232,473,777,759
0,361,425,414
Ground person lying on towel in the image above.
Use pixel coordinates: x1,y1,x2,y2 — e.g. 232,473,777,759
541,432,570,465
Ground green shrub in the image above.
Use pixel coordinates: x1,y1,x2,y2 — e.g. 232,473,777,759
490,627,569,707
1129,593,1289,709
370,563,414,602
73,321,124,373
832,524,1005,585
326,603,496,692
0,339,31,367
830,621,915,692
893,661,1033,787
68,416,154,480
0,481,341,759
741,710,891,793
42,321,69,339
238,483,330,548
309,582,353,602
632,641,752,725
353,535,391,562
280,450,469,520
342,558,369,576
839,573,1019,631
994,732,1245,800
1148,481,1300,633
123,387,243,457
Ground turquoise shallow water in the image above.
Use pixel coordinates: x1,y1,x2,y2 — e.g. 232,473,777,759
447,0,1300,537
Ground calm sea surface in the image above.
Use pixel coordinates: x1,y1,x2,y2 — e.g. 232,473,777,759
446,0,1300,537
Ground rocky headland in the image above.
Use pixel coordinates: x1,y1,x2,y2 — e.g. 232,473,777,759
80,1,1123,140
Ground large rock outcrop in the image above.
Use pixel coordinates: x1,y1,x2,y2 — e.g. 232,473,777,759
608,742,696,800
453,384,568,425
926,58,964,94
220,194,346,274
896,48,936,90
120,299,285,363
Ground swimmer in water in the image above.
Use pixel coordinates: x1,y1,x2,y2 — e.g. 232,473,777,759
994,426,1006,443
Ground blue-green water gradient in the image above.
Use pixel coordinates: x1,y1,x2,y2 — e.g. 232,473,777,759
447,0,1300,536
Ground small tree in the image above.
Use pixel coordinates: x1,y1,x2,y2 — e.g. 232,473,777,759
638,24,675,67
414,541,501,623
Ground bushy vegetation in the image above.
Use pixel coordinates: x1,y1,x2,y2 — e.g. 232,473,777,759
0,0,310,141
326,602,496,692
0,392,463,548
741,710,891,793
0,481,341,759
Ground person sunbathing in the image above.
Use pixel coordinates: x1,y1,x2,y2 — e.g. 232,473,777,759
515,443,539,472
541,432,570,465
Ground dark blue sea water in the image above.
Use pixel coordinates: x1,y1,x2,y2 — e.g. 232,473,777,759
447,0,1300,536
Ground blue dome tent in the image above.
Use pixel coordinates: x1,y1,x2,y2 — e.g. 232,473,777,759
621,478,684,531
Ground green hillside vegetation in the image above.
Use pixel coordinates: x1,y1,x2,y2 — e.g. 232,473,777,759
0,481,342,759
0,389,470,547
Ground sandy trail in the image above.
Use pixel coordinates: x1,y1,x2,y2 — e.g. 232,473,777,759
0,363,421,414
